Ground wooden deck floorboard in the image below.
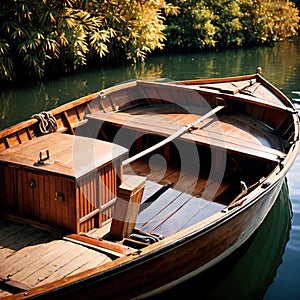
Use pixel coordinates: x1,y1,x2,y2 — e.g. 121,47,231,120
152,197,225,236
0,220,111,296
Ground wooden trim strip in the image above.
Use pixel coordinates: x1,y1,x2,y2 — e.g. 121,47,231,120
79,209,100,224
174,74,256,85
100,198,117,211
0,273,31,292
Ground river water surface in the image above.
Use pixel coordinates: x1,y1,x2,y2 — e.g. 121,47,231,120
1,38,300,299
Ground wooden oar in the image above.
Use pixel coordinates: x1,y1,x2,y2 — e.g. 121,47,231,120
122,105,226,166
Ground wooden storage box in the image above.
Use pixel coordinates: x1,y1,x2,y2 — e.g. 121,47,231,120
0,133,128,233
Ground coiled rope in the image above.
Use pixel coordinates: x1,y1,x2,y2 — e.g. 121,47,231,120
31,111,58,134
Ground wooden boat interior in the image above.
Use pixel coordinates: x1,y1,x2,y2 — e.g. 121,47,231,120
0,74,297,297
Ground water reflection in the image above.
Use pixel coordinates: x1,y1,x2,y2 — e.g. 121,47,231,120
264,151,300,300
150,180,292,300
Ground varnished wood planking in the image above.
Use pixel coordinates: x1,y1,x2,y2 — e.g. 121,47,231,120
140,85,162,104
0,222,24,245
144,195,225,237
0,134,127,233
138,81,212,108
78,174,94,232
1,229,54,272
66,251,110,275
88,95,103,113
0,167,16,212
87,105,285,162
279,117,294,139
15,169,75,230
37,250,109,286
141,181,167,203
66,108,81,124
137,188,187,229
135,182,226,237
0,140,7,152
54,175,65,229
76,163,118,232
21,242,83,286
99,164,116,224
123,156,231,236
75,104,88,119
110,175,145,240
158,162,228,200
5,134,20,149
109,89,131,110
0,220,111,294
0,223,25,259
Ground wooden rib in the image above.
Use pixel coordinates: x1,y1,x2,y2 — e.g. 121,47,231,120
62,111,75,135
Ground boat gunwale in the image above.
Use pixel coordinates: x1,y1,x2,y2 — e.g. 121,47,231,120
175,73,295,109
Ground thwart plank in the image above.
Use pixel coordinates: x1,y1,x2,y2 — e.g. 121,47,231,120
87,104,285,162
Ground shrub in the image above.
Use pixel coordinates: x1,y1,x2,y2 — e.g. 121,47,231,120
165,0,300,51
0,0,177,83
240,0,300,45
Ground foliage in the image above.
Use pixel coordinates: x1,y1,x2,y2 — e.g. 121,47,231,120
0,0,109,81
240,0,300,45
165,0,300,51
165,1,217,49
0,0,177,83
0,0,299,83
86,0,177,62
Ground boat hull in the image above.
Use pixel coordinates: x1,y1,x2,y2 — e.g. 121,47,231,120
1,73,299,299
20,177,285,300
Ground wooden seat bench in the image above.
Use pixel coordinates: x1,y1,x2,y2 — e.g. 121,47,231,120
86,105,286,163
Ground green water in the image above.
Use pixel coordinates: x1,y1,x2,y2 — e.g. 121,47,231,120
1,38,300,299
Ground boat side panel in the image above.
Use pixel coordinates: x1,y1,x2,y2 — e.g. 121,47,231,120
17,178,284,300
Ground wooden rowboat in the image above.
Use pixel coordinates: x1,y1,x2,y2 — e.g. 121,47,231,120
0,70,299,299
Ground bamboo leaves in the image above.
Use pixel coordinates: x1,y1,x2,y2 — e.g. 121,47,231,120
0,0,298,83
1,0,176,82
90,30,109,57
0,40,14,81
